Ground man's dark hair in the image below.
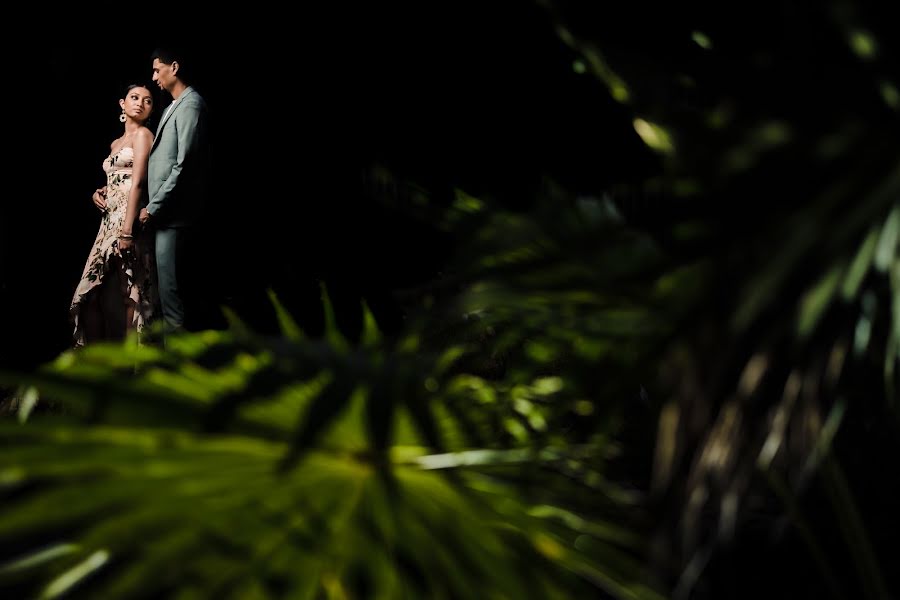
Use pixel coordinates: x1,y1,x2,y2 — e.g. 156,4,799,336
151,47,193,84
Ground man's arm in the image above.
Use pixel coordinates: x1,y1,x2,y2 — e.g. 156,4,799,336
145,96,207,218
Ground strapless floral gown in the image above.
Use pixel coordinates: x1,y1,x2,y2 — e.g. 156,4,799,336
70,146,157,346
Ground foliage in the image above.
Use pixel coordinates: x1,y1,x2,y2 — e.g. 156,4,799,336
3,1,899,598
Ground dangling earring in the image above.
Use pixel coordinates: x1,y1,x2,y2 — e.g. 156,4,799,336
119,109,126,123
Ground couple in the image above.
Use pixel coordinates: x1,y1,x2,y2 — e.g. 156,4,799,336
70,47,210,347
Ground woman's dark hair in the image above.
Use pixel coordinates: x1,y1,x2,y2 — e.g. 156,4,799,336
122,83,154,98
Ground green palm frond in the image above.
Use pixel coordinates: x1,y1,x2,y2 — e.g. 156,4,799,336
0,422,666,600
1,282,661,599
3,2,898,598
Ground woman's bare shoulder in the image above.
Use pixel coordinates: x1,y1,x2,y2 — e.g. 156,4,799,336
136,127,154,142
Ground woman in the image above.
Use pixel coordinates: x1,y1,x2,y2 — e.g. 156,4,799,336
70,84,157,346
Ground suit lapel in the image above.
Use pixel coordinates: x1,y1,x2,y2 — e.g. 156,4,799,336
152,87,195,152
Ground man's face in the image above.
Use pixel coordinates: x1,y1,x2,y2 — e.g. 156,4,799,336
152,58,175,92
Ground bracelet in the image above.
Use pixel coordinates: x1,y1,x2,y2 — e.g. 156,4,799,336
119,234,134,239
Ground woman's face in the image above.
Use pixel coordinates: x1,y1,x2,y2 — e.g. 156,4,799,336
121,87,154,124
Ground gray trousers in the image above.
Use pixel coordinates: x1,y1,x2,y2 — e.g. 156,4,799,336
155,227,188,331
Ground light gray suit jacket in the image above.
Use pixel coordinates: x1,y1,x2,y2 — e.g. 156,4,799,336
147,87,210,228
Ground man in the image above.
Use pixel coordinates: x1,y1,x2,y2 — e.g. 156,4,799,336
140,47,210,334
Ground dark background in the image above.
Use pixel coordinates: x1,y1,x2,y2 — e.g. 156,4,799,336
0,2,657,371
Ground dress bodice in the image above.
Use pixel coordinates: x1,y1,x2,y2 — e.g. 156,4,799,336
104,146,134,177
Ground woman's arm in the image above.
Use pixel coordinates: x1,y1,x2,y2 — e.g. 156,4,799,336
92,140,116,211
92,186,108,211
120,128,153,248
